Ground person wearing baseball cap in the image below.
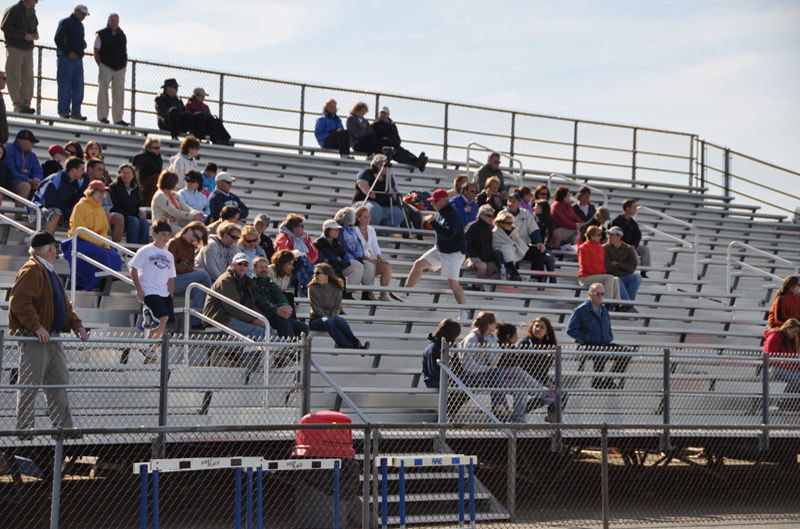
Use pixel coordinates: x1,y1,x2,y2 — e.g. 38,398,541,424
604,226,642,310
54,5,91,120
203,251,269,365
42,144,68,178
10,230,89,436
185,87,233,145
5,129,43,208
253,213,275,261
397,189,469,318
209,171,249,222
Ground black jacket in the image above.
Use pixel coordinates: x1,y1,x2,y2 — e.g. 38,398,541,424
259,233,275,263
464,218,494,262
108,180,143,218
96,26,127,70
431,202,466,255
131,149,163,206
372,119,401,144
54,13,85,58
1,1,38,51
579,217,607,244
610,214,642,248
155,92,188,129
536,215,555,247
573,202,596,223
313,235,350,279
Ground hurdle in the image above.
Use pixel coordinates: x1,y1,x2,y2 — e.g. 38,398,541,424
379,454,477,529
133,457,342,529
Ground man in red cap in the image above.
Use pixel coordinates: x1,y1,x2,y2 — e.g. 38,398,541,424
395,189,468,319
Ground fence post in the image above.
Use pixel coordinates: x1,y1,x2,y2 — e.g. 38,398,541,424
601,426,610,529
631,128,637,181
155,334,170,458
35,45,43,118
300,335,311,417
661,348,671,451
374,94,380,121
218,73,225,123
50,437,64,529
554,346,563,423
438,339,449,423
298,85,306,150
688,135,695,189
443,103,449,163
362,425,372,529
723,147,731,199
507,429,516,521
0,331,4,386
509,112,516,158
699,139,706,189
371,428,380,529
572,121,579,175
130,61,137,127
761,353,770,451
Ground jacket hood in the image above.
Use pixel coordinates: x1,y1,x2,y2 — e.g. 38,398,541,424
334,207,356,227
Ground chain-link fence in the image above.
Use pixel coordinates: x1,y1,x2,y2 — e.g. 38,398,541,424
0,331,308,433
442,344,800,428
1,422,798,528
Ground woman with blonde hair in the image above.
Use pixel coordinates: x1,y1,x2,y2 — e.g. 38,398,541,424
308,262,369,349
132,136,164,206
151,170,204,232
355,206,393,301
237,224,267,277
491,211,527,281
167,221,211,329
314,99,350,157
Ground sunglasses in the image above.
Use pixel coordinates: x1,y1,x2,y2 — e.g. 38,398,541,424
228,233,241,240
234,262,249,267
500,220,514,225
313,271,326,276
591,292,605,297
244,238,258,243
192,231,202,240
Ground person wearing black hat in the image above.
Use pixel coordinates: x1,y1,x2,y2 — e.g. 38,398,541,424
9,230,89,434
54,5,90,120
5,128,42,212
155,78,207,140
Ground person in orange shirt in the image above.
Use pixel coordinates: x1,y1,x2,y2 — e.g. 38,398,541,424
577,225,620,301
768,276,800,328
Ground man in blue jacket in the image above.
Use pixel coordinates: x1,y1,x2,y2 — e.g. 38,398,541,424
398,189,468,318
5,129,42,211
208,172,249,222
566,282,629,389
54,5,89,120
314,99,350,157
449,182,478,228
34,156,86,234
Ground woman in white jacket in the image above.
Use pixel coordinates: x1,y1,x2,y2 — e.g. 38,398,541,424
459,312,548,423
354,206,393,301
491,211,527,281
151,170,204,232
168,136,201,188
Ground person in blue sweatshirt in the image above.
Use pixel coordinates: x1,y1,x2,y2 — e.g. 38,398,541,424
208,171,248,221
54,5,89,119
314,99,350,157
33,156,87,234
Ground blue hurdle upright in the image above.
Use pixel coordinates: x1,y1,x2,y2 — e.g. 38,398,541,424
133,457,341,529
380,454,477,529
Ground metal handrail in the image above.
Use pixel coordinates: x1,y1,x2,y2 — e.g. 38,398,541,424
437,361,504,426
311,358,370,423
636,205,700,279
0,186,41,232
546,173,609,207
466,143,523,186
69,227,136,303
726,241,798,296
183,282,269,339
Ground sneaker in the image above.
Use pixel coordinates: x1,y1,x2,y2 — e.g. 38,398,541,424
71,115,88,121
378,295,392,302
141,348,159,365
391,292,410,302
98,118,110,124
114,120,130,126
458,309,470,320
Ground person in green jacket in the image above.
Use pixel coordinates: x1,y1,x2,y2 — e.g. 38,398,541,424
252,256,309,340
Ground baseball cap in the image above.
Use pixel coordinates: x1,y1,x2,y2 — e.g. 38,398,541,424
254,213,271,226
87,180,109,192
193,88,208,97
607,226,624,236
75,5,90,15
379,106,390,114
16,129,39,143
597,206,611,221
322,219,342,232
30,230,58,248
232,252,250,264
427,189,449,201
215,171,235,183
161,78,179,89
48,144,65,156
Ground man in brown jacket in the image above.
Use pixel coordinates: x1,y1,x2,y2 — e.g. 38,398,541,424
9,231,89,434
604,226,642,312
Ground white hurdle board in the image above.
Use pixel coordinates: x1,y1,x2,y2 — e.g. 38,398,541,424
389,455,477,468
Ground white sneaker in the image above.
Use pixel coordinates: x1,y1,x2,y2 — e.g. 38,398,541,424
378,295,392,302
458,309,469,320
140,347,159,365
391,292,410,302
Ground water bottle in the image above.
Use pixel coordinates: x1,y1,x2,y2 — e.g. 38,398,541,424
500,264,507,281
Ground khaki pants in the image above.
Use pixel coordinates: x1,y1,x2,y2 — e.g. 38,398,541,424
16,339,74,430
343,259,375,286
6,46,34,110
579,274,621,300
97,63,126,122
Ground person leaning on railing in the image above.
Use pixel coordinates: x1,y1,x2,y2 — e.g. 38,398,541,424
763,318,800,412
768,276,800,329
108,162,150,245
10,231,89,437
61,179,122,291
166,221,212,330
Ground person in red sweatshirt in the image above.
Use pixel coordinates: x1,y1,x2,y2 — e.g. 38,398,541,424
763,318,800,411
551,186,583,249
578,225,620,300
768,276,800,328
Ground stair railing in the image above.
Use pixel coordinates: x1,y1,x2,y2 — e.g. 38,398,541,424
466,143,523,186
0,186,41,233
69,227,135,303
311,358,371,423
546,173,608,207
183,282,270,339
726,241,798,297
636,205,700,279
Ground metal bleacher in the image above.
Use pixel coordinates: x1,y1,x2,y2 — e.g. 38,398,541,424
1,115,799,428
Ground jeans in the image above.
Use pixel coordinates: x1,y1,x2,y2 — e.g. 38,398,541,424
226,317,268,366
772,366,800,410
269,315,309,340
618,273,643,301
173,270,212,326
467,367,545,422
364,200,404,228
57,55,84,117
309,316,360,349
125,216,150,245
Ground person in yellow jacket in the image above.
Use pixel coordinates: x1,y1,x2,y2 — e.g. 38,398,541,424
61,180,122,290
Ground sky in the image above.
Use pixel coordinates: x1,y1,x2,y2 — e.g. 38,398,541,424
31,0,800,172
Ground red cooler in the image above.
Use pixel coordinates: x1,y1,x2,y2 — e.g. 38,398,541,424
292,410,355,459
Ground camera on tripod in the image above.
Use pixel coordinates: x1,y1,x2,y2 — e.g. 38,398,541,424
382,146,396,156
